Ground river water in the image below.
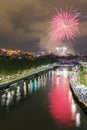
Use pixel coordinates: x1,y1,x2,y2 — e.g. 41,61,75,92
0,68,87,130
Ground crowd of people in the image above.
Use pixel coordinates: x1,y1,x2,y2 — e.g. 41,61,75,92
70,69,87,105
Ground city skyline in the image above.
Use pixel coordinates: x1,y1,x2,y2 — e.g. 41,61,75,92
0,0,87,53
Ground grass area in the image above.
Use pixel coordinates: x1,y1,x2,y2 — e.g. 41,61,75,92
80,74,87,87
80,66,87,88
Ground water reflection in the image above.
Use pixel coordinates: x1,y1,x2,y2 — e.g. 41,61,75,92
28,82,32,94
0,73,47,110
76,112,80,127
0,68,87,130
6,92,11,107
23,82,27,97
48,69,80,128
16,86,21,102
1,93,6,107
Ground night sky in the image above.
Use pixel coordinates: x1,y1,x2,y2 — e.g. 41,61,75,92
0,0,87,53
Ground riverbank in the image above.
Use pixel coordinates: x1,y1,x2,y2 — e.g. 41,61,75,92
0,65,53,90
70,70,87,114
70,85,87,113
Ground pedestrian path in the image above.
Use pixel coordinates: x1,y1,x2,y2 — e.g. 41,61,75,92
0,65,53,89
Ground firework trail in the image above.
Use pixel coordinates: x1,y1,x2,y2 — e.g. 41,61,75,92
49,10,79,42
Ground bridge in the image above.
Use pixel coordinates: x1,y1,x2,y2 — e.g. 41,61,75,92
53,62,78,67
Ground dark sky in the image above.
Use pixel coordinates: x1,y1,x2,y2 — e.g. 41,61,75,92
0,0,87,53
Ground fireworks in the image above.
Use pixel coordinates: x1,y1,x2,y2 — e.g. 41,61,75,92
49,10,79,42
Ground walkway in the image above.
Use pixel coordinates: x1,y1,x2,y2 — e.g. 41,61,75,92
0,65,53,89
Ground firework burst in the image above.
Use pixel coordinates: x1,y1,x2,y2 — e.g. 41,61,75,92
49,10,79,42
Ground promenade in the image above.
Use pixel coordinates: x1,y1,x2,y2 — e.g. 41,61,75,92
0,65,53,89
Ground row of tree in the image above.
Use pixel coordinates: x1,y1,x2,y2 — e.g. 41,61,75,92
0,55,57,75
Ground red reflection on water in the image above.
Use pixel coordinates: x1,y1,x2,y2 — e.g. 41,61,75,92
48,76,76,127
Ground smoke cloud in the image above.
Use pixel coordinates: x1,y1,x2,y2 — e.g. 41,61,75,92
0,0,87,53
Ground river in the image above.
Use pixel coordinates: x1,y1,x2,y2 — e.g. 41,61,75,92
0,67,87,130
